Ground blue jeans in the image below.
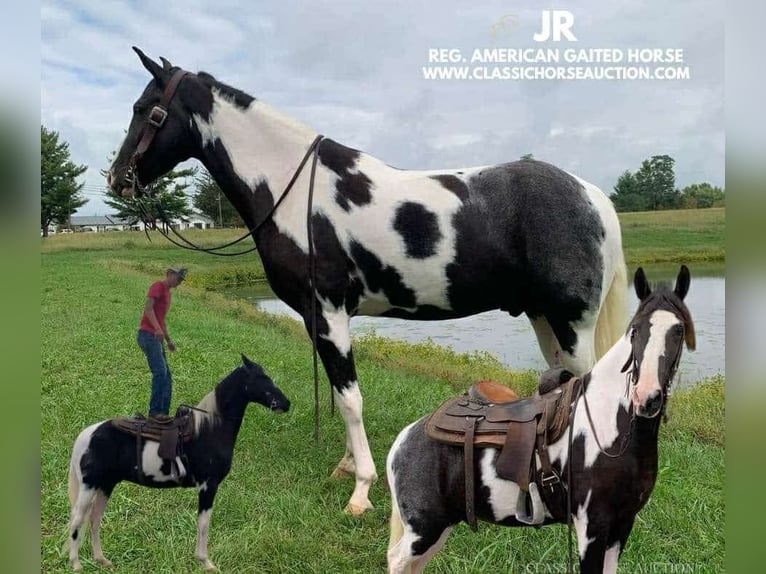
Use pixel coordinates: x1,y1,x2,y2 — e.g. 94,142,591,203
137,329,172,416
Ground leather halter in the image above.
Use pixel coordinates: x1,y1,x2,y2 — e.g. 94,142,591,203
129,69,190,172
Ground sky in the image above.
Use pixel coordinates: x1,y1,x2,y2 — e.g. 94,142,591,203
40,0,724,216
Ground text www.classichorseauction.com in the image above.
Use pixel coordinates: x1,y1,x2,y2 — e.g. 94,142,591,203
523,560,708,573
423,48,691,81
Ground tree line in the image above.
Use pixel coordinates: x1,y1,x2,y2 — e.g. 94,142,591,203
41,126,724,236
610,154,724,212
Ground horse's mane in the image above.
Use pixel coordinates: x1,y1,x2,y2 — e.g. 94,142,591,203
197,71,256,109
631,284,696,351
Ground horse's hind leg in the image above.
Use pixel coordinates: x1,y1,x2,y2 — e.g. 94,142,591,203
90,490,113,567
387,506,451,574
68,486,96,572
410,527,453,574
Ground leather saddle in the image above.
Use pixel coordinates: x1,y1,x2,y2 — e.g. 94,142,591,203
112,406,195,482
426,368,579,530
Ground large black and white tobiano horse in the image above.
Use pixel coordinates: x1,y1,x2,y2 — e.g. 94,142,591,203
66,355,290,571
108,48,627,515
386,266,696,574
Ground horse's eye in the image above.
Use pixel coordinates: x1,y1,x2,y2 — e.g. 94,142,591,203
630,327,637,341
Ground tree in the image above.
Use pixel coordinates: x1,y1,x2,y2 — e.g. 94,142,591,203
41,126,87,236
611,170,648,212
679,183,725,209
634,155,679,210
103,165,196,229
520,153,534,160
192,170,243,227
610,155,680,212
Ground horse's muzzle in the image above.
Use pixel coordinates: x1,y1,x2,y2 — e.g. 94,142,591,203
635,390,663,419
107,168,137,198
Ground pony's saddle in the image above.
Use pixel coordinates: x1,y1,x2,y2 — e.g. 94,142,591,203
112,406,195,481
425,368,579,530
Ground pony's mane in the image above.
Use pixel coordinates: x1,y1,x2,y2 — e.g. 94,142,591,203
631,284,696,350
197,71,255,109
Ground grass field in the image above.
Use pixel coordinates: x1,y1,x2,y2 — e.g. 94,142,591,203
619,207,725,264
41,208,724,572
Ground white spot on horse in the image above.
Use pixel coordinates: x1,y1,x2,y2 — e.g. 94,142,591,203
195,508,215,570
479,449,522,521
603,541,621,574
548,334,632,468
319,300,351,357
574,489,595,560
633,310,680,408
194,95,319,251
335,383,377,514
194,391,219,435
141,441,177,483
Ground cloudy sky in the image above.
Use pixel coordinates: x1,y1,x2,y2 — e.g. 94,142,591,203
41,0,724,216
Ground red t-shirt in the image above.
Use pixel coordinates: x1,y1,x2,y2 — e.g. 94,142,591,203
139,281,171,334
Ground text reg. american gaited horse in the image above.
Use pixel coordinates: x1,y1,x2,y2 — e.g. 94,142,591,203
107,48,628,515
66,355,290,571
386,266,695,573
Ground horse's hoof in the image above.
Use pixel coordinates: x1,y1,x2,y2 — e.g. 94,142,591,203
197,556,217,571
330,467,353,480
71,560,83,572
344,501,374,516
96,556,113,568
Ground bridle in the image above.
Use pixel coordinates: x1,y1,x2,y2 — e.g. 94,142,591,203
124,69,190,189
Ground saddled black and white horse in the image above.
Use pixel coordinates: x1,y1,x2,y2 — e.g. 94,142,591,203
66,355,290,571
107,48,627,515
386,266,695,573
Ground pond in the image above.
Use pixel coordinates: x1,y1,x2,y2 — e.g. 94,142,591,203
225,262,724,385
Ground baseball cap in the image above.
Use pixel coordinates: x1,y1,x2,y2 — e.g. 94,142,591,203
167,267,188,280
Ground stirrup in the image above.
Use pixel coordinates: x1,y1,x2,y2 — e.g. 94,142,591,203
515,483,546,525
170,457,187,480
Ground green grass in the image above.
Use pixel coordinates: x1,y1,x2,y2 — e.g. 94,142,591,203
618,207,725,264
41,246,724,573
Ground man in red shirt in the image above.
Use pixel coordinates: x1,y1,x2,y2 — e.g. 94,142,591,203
137,267,187,417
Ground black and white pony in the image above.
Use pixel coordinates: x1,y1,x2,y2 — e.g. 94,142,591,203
66,355,290,571
107,48,627,515
386,266,695,573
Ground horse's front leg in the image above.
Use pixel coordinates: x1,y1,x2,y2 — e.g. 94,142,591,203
573,499,608,574
195,481,219,571
306,305,377,515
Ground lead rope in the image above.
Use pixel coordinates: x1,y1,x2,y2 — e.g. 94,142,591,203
306,136,325,442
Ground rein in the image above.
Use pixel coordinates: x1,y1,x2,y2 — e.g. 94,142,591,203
133,134,325,257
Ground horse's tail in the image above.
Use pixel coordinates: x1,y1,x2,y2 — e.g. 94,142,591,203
594,249,628,359
67,430,94,534
68,455,79,511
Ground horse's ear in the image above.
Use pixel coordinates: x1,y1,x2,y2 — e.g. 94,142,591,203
634,267,651,300
241,354,255,370
674,265,690,300
159,56,173,71
133,46,166,85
